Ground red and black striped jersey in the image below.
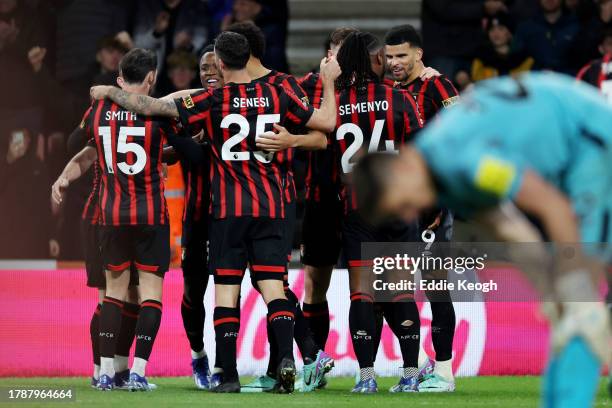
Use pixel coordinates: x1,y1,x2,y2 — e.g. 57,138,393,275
174,80,314,219
77,106,101,225
255,70,310,204
85,99,176,226
332,81,422,213
298,71,339,202
180,122,211,225
577,54,612,103
394,75,459,123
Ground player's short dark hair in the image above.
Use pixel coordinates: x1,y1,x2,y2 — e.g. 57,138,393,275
225,22,265,59
336,31,378,89
201,44,215,56
353,152,398,225
214,31,251,70
119,48,157,84
384,24,423,48
329,27,358,48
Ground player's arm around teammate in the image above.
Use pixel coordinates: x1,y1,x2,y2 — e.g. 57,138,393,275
89,55,342,134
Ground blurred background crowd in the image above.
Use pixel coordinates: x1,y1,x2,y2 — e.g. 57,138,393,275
0,0,609,261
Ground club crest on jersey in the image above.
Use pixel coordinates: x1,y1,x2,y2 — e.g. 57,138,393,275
183,95,195,109
301,96,310,106
442,96,459,107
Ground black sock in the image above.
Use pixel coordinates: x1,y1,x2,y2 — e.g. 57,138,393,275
267,298,295,363
387,297,420,369
180,275,207,353
287,290,318,362
302,301,330,350
428,292,455,362
115,302,139,359
214,306,240,382
99,296,123,359
133,300,162,362
372,303,385,361
265,318,278,378
90,304,101,366
349,293,375,368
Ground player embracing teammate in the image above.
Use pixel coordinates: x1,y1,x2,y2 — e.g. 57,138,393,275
92,31,341,393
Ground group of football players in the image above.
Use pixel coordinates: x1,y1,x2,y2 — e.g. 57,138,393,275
51,17,611,407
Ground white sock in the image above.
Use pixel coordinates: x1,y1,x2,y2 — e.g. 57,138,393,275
131,357,148,377
114,355,129,372
191,349,206,359
100,357,115,378
212,367,223,375
93,364,100,380
418,345,429,368
434,359,453,381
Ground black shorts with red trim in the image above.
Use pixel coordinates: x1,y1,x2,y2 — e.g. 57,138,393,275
342,211,420,269
181,221,209,277
100,225,170,274
81,222,138,288
301,197,343,267
209,216,287,285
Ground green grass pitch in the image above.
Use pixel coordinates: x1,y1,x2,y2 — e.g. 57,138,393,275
0,376,609,407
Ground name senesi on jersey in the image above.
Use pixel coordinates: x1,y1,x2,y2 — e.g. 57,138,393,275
339,100,389,116
232,97,270,108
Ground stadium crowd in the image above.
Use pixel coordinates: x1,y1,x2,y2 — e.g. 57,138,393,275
0,0,609,260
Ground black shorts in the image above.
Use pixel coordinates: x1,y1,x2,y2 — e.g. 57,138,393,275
301,198,342,267
342,211,420,269
100,225,170,274
181,221,209,277
81,222,138,288
209,217,287,285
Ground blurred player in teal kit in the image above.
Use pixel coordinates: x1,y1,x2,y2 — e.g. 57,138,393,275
353,73,610,408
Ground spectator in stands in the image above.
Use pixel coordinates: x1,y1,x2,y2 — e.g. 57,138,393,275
513,0,579,73
130,0,208,95
222,0,289,72
0,128,52,259
421,0,507,82
470,12,534,82
92,36,128,86
163,50,198,95
570,0,612,71
55,0,130,112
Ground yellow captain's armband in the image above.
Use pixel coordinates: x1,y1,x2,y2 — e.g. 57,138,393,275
474,156,516,197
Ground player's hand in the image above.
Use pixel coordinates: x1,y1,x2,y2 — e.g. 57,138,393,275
420,66,441,80
90,85,112,100
51,176,69,205
320,56,342,82
256,124,296,152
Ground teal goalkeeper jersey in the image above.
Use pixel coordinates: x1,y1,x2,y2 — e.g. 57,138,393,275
415,72,612,246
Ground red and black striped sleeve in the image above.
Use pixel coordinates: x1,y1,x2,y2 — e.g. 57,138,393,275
298,72,323,108
396,89,423,142
427,76,460,112
279,85,315,127
174,90,212,128
576,60,600,88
